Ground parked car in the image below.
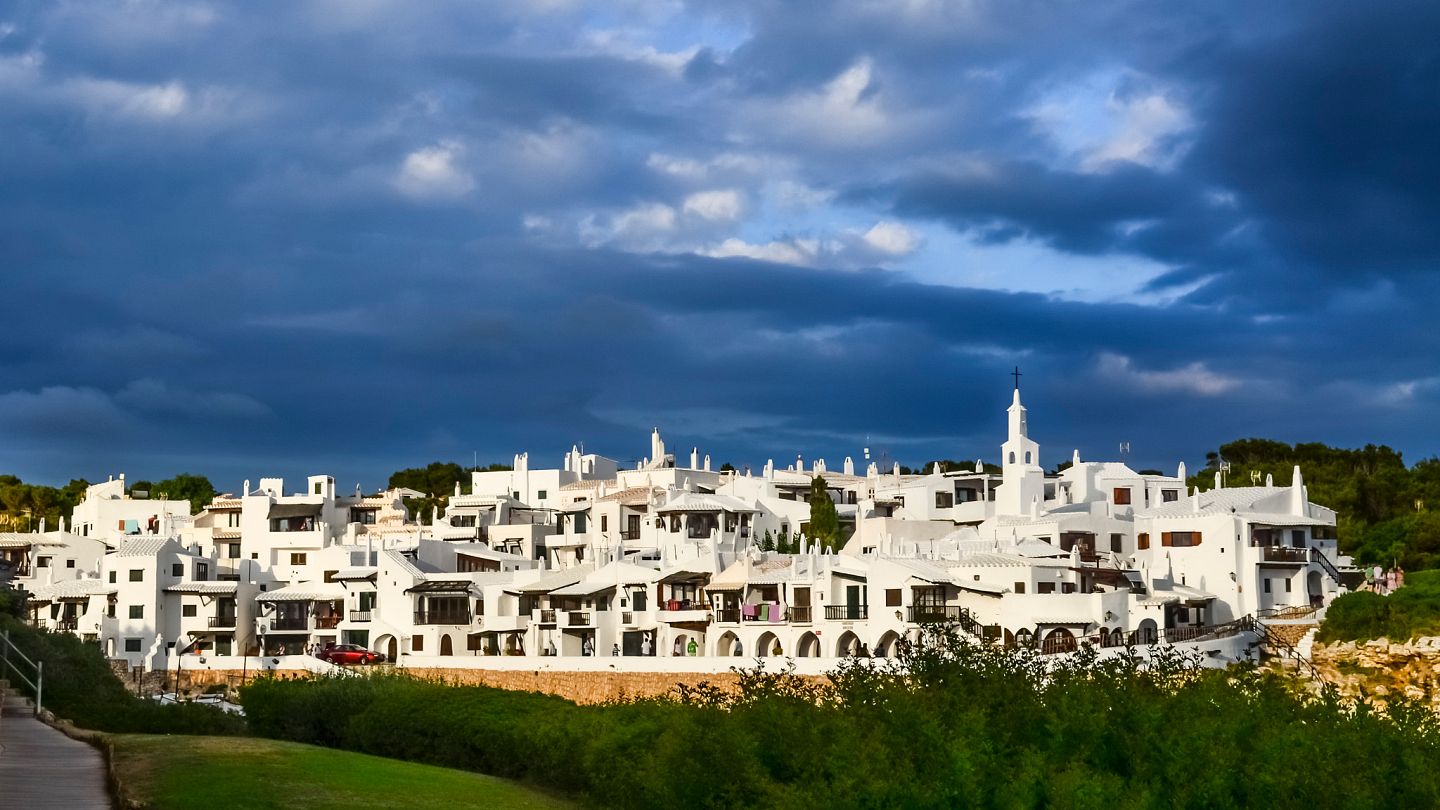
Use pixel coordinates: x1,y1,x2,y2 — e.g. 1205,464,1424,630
317,644,386,665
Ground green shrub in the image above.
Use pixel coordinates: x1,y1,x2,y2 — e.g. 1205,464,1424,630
1320,571,1440,642
0,612,245,735
242,630,1440,809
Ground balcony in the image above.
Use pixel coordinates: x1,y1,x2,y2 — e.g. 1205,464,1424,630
824,605,869,621
714,608,741,623
619,530,641,541
790,605,813,623
314,615,342,629
413,610,471,625
272,618,308,632
536,609,557,624
349,610,373,622
1259,546,1308,564
567,611,591,627
907,605,967,623
208,615,237,629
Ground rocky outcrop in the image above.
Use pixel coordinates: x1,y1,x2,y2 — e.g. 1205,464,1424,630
1311,637,1440,705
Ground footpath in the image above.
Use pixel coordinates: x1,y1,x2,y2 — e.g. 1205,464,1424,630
0,681,111,809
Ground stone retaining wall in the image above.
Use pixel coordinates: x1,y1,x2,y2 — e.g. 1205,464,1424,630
162,667,829,704
1311,637,1440,705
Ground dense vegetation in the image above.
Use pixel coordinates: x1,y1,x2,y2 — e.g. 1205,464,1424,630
1318,569,1440,643
0,475,91,531
109,735,573,810
387,460,512,523
0,588,244,735
126,473,219,515
1194,438,1440,570
243,626,1440,808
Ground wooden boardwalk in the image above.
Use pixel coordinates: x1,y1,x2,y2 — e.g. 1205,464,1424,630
0,703,112,809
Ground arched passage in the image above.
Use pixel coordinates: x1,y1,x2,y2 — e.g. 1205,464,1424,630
1307,570,1324,605
376,634,398,662
836,630,861,657
1041,628,1075,654
874,630,901,658
1135,619,1158,645
756,631,780,657
715,630,741,657
439,634,454,656
796,632,820,657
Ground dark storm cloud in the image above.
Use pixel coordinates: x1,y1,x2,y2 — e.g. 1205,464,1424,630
0,0,1437,488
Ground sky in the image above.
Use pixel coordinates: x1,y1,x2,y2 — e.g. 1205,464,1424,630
2,0,1438,492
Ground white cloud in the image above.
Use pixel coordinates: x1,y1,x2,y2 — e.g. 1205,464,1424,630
1027,70,1193,172
578,202,678,250
703,237,819,266
1097,353,1239,396
751,58,908,147
682,189,743,221
862,221,921,255
394,140,475,200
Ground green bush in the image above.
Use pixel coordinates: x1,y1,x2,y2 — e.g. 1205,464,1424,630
0,612,246,735
1320,570,1440,642
242,630,1440,809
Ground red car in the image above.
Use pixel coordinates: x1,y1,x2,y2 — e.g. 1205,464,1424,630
318,644,385,665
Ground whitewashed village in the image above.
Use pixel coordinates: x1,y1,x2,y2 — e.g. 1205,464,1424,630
0,386,1355,680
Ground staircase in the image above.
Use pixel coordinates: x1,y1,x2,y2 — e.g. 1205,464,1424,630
1,678,37,716
1311,548,1366,589
0,627,42,717
1253,616,1324,681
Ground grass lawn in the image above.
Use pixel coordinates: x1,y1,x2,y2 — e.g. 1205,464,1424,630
108,734,578,810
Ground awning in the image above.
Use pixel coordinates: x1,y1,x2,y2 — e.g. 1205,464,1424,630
269,503,322,519
332,567,378,581
404,580,477,594
549,580,617,597
703,580,745,591
659,569,711,584
164,581,240,595
256,581,346,602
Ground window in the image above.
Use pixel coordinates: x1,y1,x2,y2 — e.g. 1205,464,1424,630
600,515,608,532
314,481,323,495
1285,578,1293,593
412,635,423,652
323,570,338,583
537,490,547,500
1138,533,1150,550
172,563,183,577
1264,578,1272,594
129,569,144,582
1161,489,1179,503
66,559,75,569
290,553,307,565
1013,582,1026,594
129,605,143,619
1038,582,1056,594
107,604,115,618
1113,488,1132,505
227,512,240,528
1061,583,1076,594
124,638,142,653
228,543,242,559
37,556,50,568
1162,532,1202,547
885,589,902,607
351,508,378,525
1110,534,1123,553
935,491,954,509
1291,530,1306,547
109,571,116,583
182,604,197,617
574,514,586,533
450,514,476,528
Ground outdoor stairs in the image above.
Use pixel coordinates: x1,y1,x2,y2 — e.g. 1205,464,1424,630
1,678,36,716
1253,617,1325,681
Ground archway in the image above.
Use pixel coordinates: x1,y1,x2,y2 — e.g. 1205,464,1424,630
756,631,780,657
377,634,398,662
1014,628,1034,648
440,634,454,656
715,630,741,657
796,632,820,657
1135,619,1158,645
1307,570,1324,605
1041,628,1075,654
874,630,901,658
835,630,861,657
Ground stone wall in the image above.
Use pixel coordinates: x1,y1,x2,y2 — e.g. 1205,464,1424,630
1311,637,1440,705
161,666,829,704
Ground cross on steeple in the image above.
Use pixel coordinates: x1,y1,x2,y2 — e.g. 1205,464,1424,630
1011,366,1022,390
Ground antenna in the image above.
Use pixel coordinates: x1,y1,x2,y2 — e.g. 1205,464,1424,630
1250,470,1261,485
1118,442,1130,457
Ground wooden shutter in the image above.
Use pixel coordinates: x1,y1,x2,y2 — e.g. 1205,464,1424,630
1161,532,1173,547
1138,533,1149,550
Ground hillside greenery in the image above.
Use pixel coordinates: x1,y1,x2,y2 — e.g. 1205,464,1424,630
242,627,1440,809
1318,569,1440,643
0,588,244,735
387,461,512,524
1194,438,1440,570
0,475,90,531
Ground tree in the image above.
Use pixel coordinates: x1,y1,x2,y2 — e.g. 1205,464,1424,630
387,461,513,525
809,476,841,551
151,474,217,514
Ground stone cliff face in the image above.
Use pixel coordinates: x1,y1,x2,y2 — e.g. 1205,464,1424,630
1311,638,1440,705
